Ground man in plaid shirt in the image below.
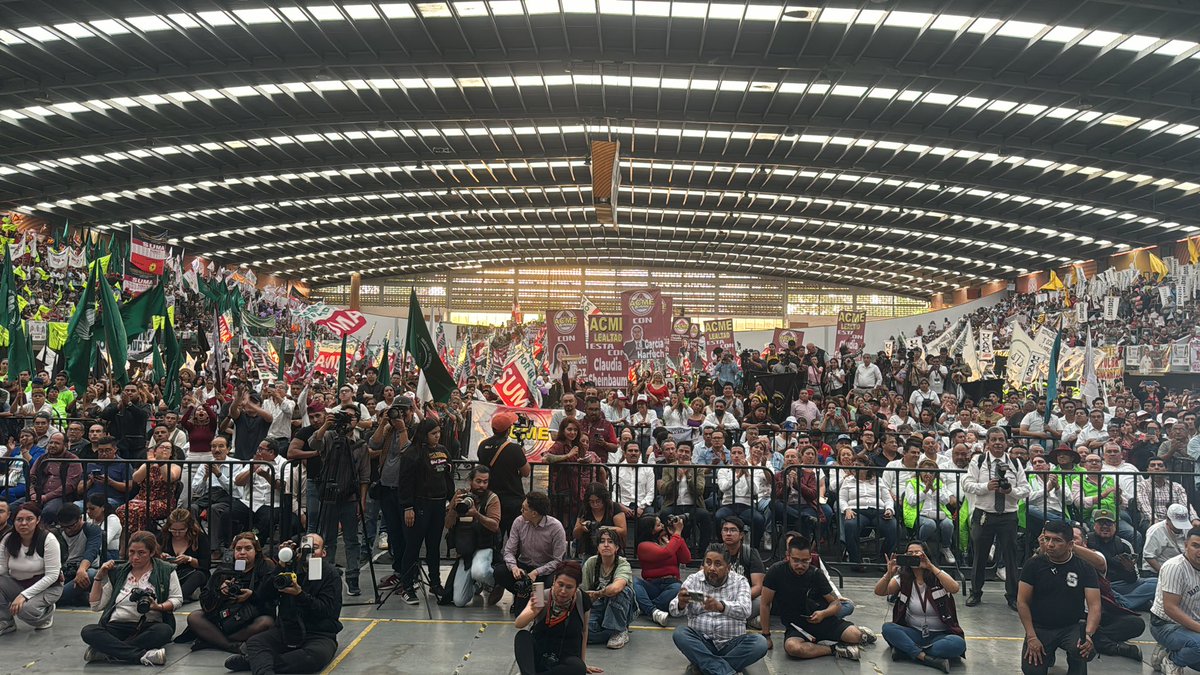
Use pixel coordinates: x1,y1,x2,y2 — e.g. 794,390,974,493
1137,458,1199,528
670,544,768,675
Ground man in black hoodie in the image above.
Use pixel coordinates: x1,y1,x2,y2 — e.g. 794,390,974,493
226,533,343,675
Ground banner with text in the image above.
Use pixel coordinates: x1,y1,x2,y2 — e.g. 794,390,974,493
583,314,628,387
466,400,563,462
835,310,867,353
547,309,585,379
772,328,805,350
620,288,669,363
702,318,735,357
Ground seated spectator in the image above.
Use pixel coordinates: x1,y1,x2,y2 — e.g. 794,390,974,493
184,531,275,653
85,494,121,562
1137,458,1198,529
669,544,768,675
190,435,234,555
1150,526,1200,675
760,534,875,662
1144,504,1191,575
116,442,181,545
658,453,713,550
27,431,81,523
901,460,959,564
0,504,61,634
1017,521,1100,675
874,540,965,671
232,439,283,540
82,530,182,665
57,503,102,606
581,527,635,649
1070,525,1144,662
513,560,594,675
0,501,8,540
611,441,655,521
573,483,626,559
634,513,689,627
495,492,567,616
1025,450,1073,533
0,433,35,502
839,455,898,570
158,508,211,601
714,445,768,544
1086,509,1156,611
78,437,130,509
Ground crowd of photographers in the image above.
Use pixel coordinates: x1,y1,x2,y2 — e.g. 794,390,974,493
0,334,1199,674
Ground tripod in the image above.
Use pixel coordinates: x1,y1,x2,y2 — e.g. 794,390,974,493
308,433,381,609
376,553,435,620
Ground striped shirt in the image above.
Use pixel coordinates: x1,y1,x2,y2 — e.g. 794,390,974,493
669,570,753,647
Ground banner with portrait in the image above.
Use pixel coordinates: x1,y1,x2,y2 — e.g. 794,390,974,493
546,309,585,380
620,288,669,362
772,328,805,350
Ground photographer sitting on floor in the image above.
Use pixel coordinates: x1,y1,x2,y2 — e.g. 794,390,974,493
184,532,275,653
82,530,183,666
224,533,343,675
443,464,502,607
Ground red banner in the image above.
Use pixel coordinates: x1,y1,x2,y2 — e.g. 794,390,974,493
670,316,692,361
547,309,585,377
620,288,669,362
312,340,344,375
835,310,867,353
702,318,735,358
315,308,366,337
773,328,805,350
130,237,168,276
218,312,234,344
583,314,628,388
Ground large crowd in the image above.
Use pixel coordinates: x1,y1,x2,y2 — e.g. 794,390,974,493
0,237,1197,674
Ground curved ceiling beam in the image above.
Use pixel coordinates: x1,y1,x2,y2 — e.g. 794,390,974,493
85,182,1103,260
10,151,1191,245
2,104,1196,181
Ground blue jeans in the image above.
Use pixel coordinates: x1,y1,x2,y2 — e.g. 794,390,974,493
451,549,494,607
882,623,966,660
843,509,897,563
634,577,681,615
917,516,954,548
1110,577,1157,612
837,598,856,619
1151,622,1200,669
587,585,637,642
317,501,362,586
60,567,98,606
672,626,768,675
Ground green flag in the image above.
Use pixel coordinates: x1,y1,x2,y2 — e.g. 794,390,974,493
0,242,31,380
378,337,391,388
277,338,286,382
405,289,455,403
1043,330,1063,424
162,319,183,409
120,279,167,337
98,268,129,386
336,333,348,390
151,334,165,383
63,264,99,392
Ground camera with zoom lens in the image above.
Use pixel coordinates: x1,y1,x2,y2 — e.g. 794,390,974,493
455,492,475,516
996,465,1011,492
512,575,533,597
129,587,156,614
273,539,313,590
273,572,298,591
332,410,353,430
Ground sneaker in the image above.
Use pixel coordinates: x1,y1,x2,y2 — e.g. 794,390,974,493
746,615,762,630
941,548,956,565
606,630,630,649
347,581,361,597
1163,657,1185,675
857,626,878,645
486,585,506,605
921,656,951,673
83,647,112,663
651,609,669,627
379,574,400,590
224,654,251,672
996,566,1007,581
33,605,53,630
685,664,702,675
834,644,861,661
377,531,389,551
402,586,420,605
1111,643,1141,661
0,622,15,637
1152,644,1167,672
140,648,166,666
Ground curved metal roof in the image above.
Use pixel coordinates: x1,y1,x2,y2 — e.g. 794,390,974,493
1,0,1198,295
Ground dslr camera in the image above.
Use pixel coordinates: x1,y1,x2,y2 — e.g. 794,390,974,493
387,398,412,421
273,539,313,590
996,465,1011,492
129,587,156,614
331,410,354,433
454,490,475,516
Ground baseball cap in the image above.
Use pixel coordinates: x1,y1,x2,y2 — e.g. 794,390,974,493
491,411,518,434
616,391,627,400
1092,509,1115,523
784,416,798,425
1167,503,1191,530
836,434,852,442
1164,417,1179,426
636,394,649,403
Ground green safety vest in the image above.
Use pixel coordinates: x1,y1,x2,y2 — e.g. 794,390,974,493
902,476,954,530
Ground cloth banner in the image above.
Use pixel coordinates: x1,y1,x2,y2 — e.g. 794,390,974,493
314,308,367,337
1190,339,1200,374
1134,345,1171,375
1096,346,1123,380
772,328,805,350
1171,342,1191,372
702,318,735,357
620,288,669,363
494,349,541,408
47,249,69,270
670,317,692,363
218,311,234,344
743,371,802,423
834,310,867,353
123,272,156,297
1103,296,1120,321
583,314,628,388
312,340,350,375
130,237,168,276
547,309,585,380
466,400,563,462
978,329,995,362
1160,286,1173,307
67,248,86,269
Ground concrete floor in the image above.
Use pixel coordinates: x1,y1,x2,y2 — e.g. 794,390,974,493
0,572,1165,675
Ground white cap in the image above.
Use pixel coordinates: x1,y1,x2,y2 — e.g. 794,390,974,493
636,394,649,403
1168,503,1192,530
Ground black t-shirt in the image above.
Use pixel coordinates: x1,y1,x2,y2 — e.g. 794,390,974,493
1085,533,1138,584
357,381,385,407
294,424,321,477
763,561,833,625
729,545,765,585
476,436,528,500
1019,553,1098,629
233,414,270,461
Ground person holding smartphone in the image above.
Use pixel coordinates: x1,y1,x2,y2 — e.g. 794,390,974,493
875,541,966,671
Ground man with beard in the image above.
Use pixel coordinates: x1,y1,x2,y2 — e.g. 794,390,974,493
670,544,768,675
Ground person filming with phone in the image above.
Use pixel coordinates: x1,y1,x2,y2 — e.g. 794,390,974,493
875,541,966,671
669,544,768,675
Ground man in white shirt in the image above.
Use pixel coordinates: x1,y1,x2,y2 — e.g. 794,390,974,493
191,436,236,551
948,410,986,437
1144,505,1192,576
1149,525,1200,675
851,354,882,392
612,441,655,520
262,381,297,442
963,427,1029,608
233,439,283,540
703,399,741,435
1061,410,1090,447
1019,397,1063,442
1076,410,1110,450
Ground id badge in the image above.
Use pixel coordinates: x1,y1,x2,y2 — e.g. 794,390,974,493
921,625,930,639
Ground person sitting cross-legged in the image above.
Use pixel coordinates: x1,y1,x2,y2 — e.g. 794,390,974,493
581,527,636,650
669,544,768,675
874,540,967,672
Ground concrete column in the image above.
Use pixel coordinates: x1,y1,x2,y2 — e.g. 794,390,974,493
349,273,361,311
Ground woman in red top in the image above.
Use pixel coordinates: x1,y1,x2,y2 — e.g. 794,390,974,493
632,514,690,626
181,399,218,457
645,373,670,409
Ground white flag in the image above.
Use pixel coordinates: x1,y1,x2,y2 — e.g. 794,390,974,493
1081,328,1099,403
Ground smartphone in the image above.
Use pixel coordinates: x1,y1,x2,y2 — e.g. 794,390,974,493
90,469,103,478
689,593,709,607
895,554,922,567
531,581,544,608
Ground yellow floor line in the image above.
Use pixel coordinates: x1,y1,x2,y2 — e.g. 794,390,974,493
323,618,380,674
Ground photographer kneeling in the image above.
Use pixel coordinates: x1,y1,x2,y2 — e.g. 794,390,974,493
224,533,343,675
185,532,275,653
443,465,502,607
82,530,183,666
